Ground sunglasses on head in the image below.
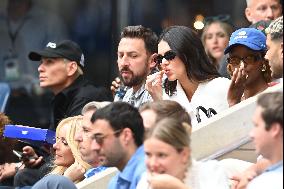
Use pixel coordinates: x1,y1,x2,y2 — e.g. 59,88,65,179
155,50,176,64
204,14,232,25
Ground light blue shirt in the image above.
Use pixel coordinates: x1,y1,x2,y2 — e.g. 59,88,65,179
108,146,146,189
247,161,283,189
84,166,108,178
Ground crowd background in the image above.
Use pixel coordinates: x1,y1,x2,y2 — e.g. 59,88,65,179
0,0,280,128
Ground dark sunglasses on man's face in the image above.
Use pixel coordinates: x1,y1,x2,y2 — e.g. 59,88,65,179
155,50,176,65
91,129,121,145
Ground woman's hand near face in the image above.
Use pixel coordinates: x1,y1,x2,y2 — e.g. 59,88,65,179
145,71,164,101
148,173,190,189
227,65,247,107
63,161,85,182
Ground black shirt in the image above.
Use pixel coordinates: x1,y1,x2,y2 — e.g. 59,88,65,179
50,75,112,130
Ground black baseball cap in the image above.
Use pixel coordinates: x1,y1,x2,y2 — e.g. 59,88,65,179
29,40,84,68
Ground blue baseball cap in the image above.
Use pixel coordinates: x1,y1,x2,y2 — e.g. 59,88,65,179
224,28,266,54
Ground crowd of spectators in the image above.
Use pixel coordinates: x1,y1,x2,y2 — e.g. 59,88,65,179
0,0,283,188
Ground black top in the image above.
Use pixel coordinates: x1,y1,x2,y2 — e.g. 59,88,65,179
50,75,113,130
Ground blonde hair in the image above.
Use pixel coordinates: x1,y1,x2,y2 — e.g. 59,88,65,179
50,115,91,182
147,118,191,153
201,20,233,67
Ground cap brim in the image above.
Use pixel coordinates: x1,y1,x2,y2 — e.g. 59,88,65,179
224,42,264,54
28,50,62,61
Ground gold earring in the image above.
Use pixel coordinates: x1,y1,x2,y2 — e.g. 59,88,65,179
262,64,266,72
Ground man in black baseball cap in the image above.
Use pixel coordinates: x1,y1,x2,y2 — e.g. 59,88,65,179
29,40,85,69
28,39,112,131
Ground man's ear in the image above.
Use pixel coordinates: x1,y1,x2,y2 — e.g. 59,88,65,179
66,61,78,76
270,122,283,138
120,128,134,145
148,53,158,70
245,8,253,23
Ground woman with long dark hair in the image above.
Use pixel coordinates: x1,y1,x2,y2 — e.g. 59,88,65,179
146,26,230,126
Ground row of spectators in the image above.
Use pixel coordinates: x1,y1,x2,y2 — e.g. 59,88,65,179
0,0,283,188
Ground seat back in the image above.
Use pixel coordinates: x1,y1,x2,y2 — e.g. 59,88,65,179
0,82,11,113
191,84,283,162
76,167,118,189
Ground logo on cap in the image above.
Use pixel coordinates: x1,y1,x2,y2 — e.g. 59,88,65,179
46,42,56,48
80,54,85,67
234,31,247,40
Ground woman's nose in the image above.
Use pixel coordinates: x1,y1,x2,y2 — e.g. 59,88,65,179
148,156,159,172
53,141,59,149
161,58,169,66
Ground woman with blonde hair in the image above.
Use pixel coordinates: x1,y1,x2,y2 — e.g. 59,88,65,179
50,115,91,183
201,15,233,73
137,117,229,189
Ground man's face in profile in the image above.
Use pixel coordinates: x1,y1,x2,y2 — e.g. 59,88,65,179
245,0,282,24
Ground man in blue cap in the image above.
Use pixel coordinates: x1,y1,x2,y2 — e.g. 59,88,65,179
224,28,272,107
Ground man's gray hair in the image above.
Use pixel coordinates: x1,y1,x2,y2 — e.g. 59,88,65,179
266,16,283,40
81,101,111,115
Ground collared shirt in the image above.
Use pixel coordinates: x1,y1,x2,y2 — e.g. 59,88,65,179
108,146,146,189
247,161,283,189
51,75,113,130
120,84,152,108
84,166,108,178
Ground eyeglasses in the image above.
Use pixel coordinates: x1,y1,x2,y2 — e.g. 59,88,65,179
227,55,262,66
155,50,176,64
91,129,122,145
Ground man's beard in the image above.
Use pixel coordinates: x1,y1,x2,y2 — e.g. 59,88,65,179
119,67,148,87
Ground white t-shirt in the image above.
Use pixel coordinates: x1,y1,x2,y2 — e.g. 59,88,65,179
163,77,230,127
136,160,230,189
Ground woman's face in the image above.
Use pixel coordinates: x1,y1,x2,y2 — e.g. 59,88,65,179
144,137,189,180
204,22,229,62
53,124,75,167
228,45,265,86
158,40,187,81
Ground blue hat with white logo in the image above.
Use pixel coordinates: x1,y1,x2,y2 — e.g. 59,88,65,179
224,28,266,54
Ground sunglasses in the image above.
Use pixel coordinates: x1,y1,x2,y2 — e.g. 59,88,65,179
91,129,121,145
155,50,176,64
227,55,262,66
